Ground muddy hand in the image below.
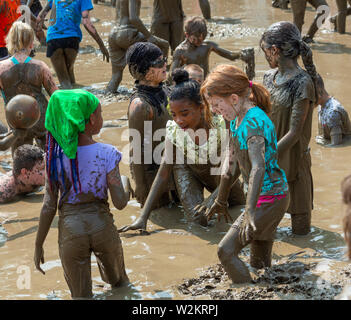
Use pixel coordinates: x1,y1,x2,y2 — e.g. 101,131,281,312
204,200,233,223
118,217,149,234
34,246,45,275
100,44,110,63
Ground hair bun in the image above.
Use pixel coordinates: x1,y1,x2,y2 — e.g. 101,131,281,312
172,68,189,85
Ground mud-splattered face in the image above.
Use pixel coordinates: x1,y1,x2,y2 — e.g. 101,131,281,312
145,55,167,83
206,93,237,121
187,70,204,85
186,32,205,47
170,99,203,131
90,104,103,135
261,41,279,69
21,160,45,186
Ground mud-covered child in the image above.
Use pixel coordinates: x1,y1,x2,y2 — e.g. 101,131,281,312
171,16,255,79
0,144,45,203
184,64,204,84
34,89,132,299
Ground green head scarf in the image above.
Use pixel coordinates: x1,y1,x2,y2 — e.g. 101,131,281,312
45,89,100,159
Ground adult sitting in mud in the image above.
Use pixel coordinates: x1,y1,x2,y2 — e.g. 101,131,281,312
37,0,109,89
119,69,245,233
261,21,317,235
315,74,351,146
34,89,132,299
200,64,290,284
0,22,58,151
127,42,175,209
290,0,329,43
0,144,44,204
106,0,169,94
171,16,255,79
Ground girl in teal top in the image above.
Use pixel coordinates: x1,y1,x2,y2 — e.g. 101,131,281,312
200,64,290,284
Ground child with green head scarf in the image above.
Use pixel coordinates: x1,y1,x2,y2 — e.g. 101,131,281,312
34,89,133,299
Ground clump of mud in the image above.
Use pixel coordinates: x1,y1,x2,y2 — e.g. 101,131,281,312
178,261,351,300
83,85,132,104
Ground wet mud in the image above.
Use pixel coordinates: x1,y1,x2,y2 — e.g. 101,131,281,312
0,0,351,300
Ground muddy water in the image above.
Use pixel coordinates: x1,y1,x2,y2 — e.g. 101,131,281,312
0,0,351,300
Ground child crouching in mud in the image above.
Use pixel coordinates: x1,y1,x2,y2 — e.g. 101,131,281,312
119,69,245,233
201,65,290,283
34,89,132,299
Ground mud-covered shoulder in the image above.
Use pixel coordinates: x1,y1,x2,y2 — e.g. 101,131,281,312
128,97,153,121
262,68,277,89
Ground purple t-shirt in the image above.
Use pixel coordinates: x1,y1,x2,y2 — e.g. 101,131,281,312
57,143,122,204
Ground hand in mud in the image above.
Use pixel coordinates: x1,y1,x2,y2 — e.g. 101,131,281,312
118,217,149,235
193,194,217,225
34,246,45,275
203,199,233,223
100,44,110,63
13,128,27,139
239,211,256,245
135,185,148,208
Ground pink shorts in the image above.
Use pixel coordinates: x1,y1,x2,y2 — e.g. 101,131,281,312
256,194,287,208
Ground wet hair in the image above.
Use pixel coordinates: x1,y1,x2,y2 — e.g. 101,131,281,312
184,16,208,38
315,73,327,98
13,144,44,178
6,22,34,55
170,68,212,126
201,64,271,114
260,21,318,99
184,64,204,76
126,42,163,80
341,175,351,259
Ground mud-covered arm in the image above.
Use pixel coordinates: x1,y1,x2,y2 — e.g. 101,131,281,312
35,176,58,248
330,126,343,145
0,129,27,151
41,62,59,96
129,0,151,39
107,164,130,210
82,10,109,62
216,138,241,204
246,136,265,215
128,98,154,206
118,141,174,232
277,99,310,156
209,42,241,61
169,49,184,83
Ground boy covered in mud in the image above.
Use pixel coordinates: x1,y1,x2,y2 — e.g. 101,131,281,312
106,0,169,93
0,144,44,203
315,74,351,146
170,16,255,79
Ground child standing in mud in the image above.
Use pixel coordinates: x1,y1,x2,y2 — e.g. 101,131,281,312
200,64,289,284
261,21,317,235
37,0,109,89
171,16,255,79
127,42,174,208
119,69,245,233
315,74,351,146
0,22,58,152
106,0,169,93
34,89,132,299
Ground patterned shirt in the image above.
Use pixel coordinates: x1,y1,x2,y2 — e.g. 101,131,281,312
230,106,288,196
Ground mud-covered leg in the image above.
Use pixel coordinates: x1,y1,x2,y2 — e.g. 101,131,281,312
50,48,72,89
305,0,329,40
250,240,273,268
107,66,123,93
63,48,78,86
336,0,348,34
217,223,252,283
199,0,211,20
290,0,307,32
173,164,207,225
227,180,246,206
291,212,311,235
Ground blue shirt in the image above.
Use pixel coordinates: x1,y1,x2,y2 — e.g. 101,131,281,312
230,106,288,196
47,0,93,42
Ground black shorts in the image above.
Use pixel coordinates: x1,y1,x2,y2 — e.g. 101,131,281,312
0,47,8,60
46,37,80,58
